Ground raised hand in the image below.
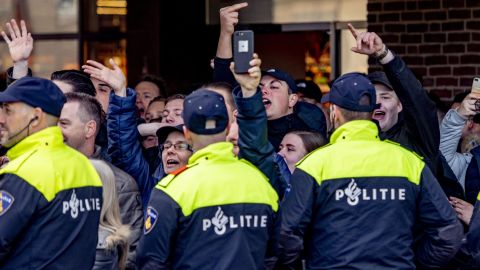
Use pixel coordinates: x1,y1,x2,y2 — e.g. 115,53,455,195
230,53,261,98
457,92,480,118
82,58,126,97
216,2,248,59
219,2,248,36
1,19,33,63
347,23,384,56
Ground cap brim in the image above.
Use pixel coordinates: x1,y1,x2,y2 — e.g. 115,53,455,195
0,92,20,103
261,70,282,80
156,125,184,144
320,93,331,104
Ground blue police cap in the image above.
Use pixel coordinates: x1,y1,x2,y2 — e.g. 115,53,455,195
321,72,376,112
0,77,66,117
182,89,228,135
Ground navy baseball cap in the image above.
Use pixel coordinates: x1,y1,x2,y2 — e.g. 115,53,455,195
156,125,184,145
0,77,66,117
182,89,228,135
368,71,393,91
262,68,297,93
321,72,377,112
296,79,323,103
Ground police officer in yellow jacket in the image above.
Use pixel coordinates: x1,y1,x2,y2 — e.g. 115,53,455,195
137,89,279,270
279,73,463,269
0,77,103,269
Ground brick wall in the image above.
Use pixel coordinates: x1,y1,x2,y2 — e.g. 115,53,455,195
367,0,480,101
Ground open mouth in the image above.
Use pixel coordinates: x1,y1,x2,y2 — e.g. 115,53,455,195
166,159,179,167
372,110,386,120
262,98,272,109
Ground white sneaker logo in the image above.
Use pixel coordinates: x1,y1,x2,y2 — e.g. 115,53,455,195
344,179,361,206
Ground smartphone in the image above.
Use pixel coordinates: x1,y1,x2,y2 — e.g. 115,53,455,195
233,30,254,73
472,77,480,94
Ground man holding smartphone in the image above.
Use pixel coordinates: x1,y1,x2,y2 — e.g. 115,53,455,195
213,3,327,150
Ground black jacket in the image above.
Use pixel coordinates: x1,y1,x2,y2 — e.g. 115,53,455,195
380,55,464,199
213,57,327,151
279,120,463,269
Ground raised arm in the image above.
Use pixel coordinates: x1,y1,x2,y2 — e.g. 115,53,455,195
440,93,480,184
212,3,247,85
83,59,156,207
230,54,285,195
1,19,33,83
348,23,439,159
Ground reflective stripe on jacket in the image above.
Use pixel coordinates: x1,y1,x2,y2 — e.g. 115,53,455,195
0,127,103,269
280,120,462,270
137,142,279,270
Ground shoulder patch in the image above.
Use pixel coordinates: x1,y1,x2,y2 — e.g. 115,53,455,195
144,206,158,234
0,190,14,216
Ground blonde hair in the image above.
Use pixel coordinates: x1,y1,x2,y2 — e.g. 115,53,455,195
90,159,131,270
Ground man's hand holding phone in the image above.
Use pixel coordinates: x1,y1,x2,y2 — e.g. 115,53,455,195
233,30,254,74
231,53,262,98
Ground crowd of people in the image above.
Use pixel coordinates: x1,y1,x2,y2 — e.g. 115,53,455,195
0,2,480,270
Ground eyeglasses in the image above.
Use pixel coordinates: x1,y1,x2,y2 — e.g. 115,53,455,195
159,142,192,152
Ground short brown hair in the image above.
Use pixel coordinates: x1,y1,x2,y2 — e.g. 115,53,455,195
65,92,104,135
166,94,185,104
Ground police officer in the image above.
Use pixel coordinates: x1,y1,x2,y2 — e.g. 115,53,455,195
279,73,463,269
136,89,279,269
0,77,102,269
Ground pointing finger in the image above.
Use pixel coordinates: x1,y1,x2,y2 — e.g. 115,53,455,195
226,2,248,12
347,23,359,39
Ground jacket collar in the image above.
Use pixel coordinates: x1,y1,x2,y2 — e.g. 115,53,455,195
330,120,380,144
92,145,102,159
7,126,64,161
188,141,235,165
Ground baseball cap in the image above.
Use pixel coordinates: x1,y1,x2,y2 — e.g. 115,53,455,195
182,89,228,135
296,79,323,103
156,125,184,145
368,71,393,91
0,77,66,117
262,68,297,93
321,72,377,112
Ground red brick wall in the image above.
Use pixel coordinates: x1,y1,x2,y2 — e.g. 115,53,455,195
367,0,480,100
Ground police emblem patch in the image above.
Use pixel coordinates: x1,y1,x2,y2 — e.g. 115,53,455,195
144,206,158,234
0,190,14,216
